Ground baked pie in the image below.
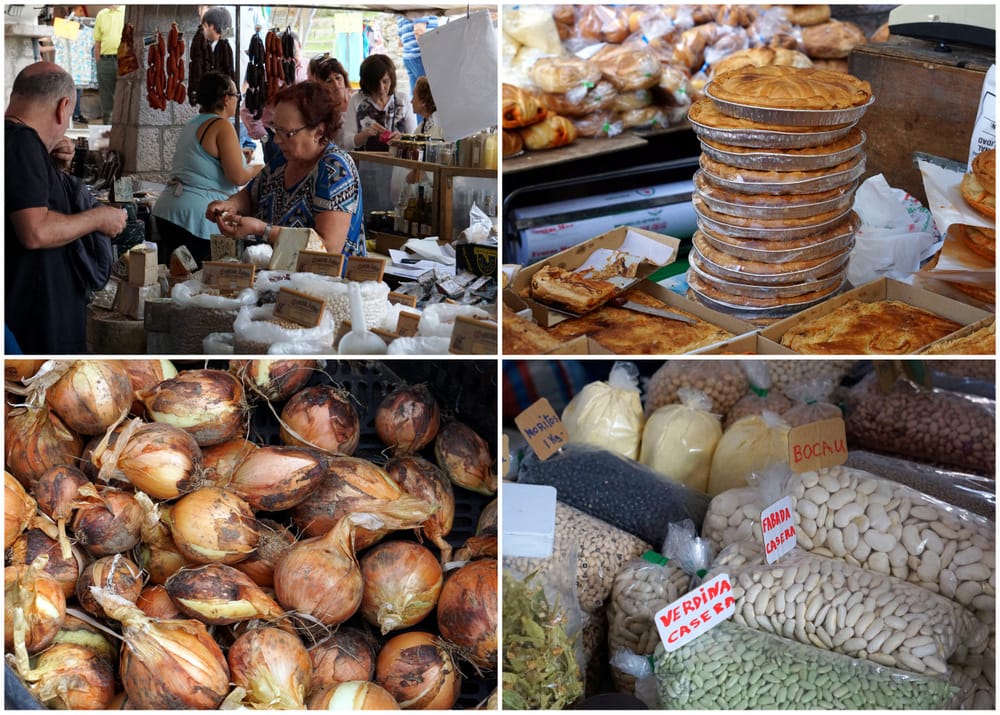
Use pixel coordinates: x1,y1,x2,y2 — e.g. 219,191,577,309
687,266,844,308
779,299,964,354
700,152,863,184
961,149,996,220
693,194,850,231
502,309,564,354
528,265,618,314
688,97,851,134
697,213,858,255
921,318,995,355
693,231,850,278
708,65,873,110
694,171,856,210
701,126,864,158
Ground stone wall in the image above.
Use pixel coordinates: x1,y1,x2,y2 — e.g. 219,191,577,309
4,22,53,94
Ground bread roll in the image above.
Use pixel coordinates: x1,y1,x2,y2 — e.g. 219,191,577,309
572,110,619,138
530,56,603,94
590,44,662,92
502,83,547,129
611,88,653,112
540,80,618,117
520,113,578,151
777,5,831,27
802,20,867,59
502,129,524,158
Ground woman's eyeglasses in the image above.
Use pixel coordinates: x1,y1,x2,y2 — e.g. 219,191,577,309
266,123,312,139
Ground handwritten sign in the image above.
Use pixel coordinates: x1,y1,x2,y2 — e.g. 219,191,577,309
655,574,735,652
273,287,325,328
388,291,418,308
787,417,848,473
448,315,497,355
296,250,344,277
202,261,256,292
371,327,398,346
514,398,568,462
396,310,421,337
761,496,796,564
344,256,387,282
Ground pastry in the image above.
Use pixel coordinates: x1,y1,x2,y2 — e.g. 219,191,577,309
502,83,546,129
960,172,996,220
687,265,844,308
572,110,618,138
802,20,867,59
921,318,995,355
972,148,996,188
590,43,662,92
688,97,851,135
701,126,864,159
693,231,850,278
697,213,858,255
530,55,602,94
694,171,857,210
708,65,872,110
618,106,672,130
528,265,617,314
655,65,694,106
950,280,996,306
777,5,831,27
519,113,578,150
779,299,964,354
693,195,850,232
810,58,850,74
709,47,813,79
502,308,564,354
502,129,524,157
955,224,996,263
539,80,617,117
546,288,734,354
576,251,639,281
612,88,653,112
700,152,863,184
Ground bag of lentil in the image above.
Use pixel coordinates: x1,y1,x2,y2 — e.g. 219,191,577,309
653,620,974,709
516,443,712,545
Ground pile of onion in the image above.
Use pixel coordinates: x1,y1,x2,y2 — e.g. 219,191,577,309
136,369,246,447
91,419,203,500
385,455,455,560
5,404,84,489
375,384,440,455
40,360,133,436
230,359,317,402
360,540,443,634
279,385,360,455
375,631,461,709
437,558,498,669
228,626,312,709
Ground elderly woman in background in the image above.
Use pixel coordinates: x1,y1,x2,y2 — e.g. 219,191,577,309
411,76,440,137
206,80,366,257
343,53,415,152
308,53,353,148
153,71,262,267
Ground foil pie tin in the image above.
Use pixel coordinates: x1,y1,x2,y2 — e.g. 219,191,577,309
699,155,867,196
704,86,876,127
688,250,850,299
687,114,859,150
694,172,859,220
691,235,854,286
696,220,857,264
687,271,849,317
694,202,855,241
699,130,866,172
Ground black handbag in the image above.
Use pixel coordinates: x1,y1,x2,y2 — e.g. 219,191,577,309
60,171,114,291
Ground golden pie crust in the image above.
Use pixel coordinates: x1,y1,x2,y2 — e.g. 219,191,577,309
693,194,849,230
698,214,857,253
700,152,863,184
708,65,873,110
528,265,618,314
779,299,964,354
545,288,733,354
702,126,864,157
693,231,849,276
502,309,564,354
687,268,843,308
694,171,855,208
688,97,851,134
921,318,995,355
955,224,996,263
960,172,996,220
972,148,996,187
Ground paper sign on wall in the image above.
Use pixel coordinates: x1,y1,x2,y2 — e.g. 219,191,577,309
761,496,796,564
514,398,568,462
655,574,735,653
787,417,848,473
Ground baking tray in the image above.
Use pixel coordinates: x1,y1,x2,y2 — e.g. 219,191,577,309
687,271,849,317
692,194,852,236
694,203,854,241
691,234,853,286
704,84,876,127
699,155,867,196
699,130,866,172
688,250,849,300
697,220,857,264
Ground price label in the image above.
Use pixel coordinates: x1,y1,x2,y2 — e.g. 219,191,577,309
388,291,418,308
201,261,256,291
273,287,326,328
371,327,398,345
296,250,344,277
448,315,498,355
396,310,421,337
655,573,735,653
514,398,568,462
761,496,796,564
787,417,848,473
344,255,387,282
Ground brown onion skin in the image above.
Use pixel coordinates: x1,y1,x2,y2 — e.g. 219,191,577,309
290,456,404,548
230,359,317,402
33,464,90,525
5,470,36,549
229,445,329,511
375,631,461,709
385,455,455,554
168,487,259,564
437,558,498,669
233,518,295,588
5,561,67,654
477,498,497,536
121,359,176,416
5,405,84,490
279,385,360,455
75,555,143,619
228,627,312,709
201,438,258,484
360,541,443,635
164,563,284,625
308,681,400,710
4,359,46,383
137,369,246,447
136,584,182,619
71,488,144,557
97,422,203,500
8,528,84,599
46,360,133,436
375,384,440,455
434,421,498,495
26,642,117,709
309,628,378,692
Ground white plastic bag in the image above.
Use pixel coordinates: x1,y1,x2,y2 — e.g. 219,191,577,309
562,361,644,460
639,388,721,493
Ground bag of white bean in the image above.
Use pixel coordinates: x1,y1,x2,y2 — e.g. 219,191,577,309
562,362,644,461
844,372,996,476
644,360,748,417
723,361,793,429
638,388,721,493
707,410,791,497
653,620,974,709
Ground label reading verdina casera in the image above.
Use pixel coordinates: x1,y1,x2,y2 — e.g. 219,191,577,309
655,573,735,652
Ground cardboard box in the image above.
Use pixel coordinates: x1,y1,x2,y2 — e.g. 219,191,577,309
761,278,992,353
128,247,158,286
691,333,797,355
917,315,996,354
455,243,497,277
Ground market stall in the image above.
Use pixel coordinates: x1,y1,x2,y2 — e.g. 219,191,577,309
8,4,498,356
4,358,498,709
502,358,996,710
501,4,996,356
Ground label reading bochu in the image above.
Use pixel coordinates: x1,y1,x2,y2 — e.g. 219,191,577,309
655,573,735,652
787,417,848,473
761,496,796,564
514,398,569,462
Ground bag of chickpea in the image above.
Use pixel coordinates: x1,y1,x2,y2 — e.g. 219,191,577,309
644,360,748,417
639,388,722,494
723,361,793,429
707,410,790,497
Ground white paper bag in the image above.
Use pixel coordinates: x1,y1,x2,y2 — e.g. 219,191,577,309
418,11,498,142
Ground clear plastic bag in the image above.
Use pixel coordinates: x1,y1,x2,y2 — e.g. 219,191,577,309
645,360,749,417
232,304,336,354
639,387,721,493
724,360,793,428
781,376,842,427
562,361,644,460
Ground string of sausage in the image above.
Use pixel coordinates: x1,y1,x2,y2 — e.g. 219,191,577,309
244,32,267,119
165,23,186,105
265,29,284,101
146,30,167,110
214,39,237,86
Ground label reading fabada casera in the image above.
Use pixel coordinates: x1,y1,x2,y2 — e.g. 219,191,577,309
761,495,796,564
655,573,735,652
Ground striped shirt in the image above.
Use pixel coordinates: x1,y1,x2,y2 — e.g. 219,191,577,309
397,16,438,59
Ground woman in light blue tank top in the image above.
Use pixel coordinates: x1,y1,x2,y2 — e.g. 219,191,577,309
152,72,262,267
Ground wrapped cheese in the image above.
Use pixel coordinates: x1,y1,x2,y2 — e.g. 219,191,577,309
639,388,721,493
562,361,643,460
707,410,790,496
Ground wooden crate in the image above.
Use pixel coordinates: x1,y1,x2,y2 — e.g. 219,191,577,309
850,36,993,205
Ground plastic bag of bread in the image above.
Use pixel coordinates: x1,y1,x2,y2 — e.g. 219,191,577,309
749,6,803,50
502,83,547,129
707,410,791,496
646,359,748,417
714,4,758,28
589,43,662,92
724,361,792,429
576,4,631,45
508,45,552,89
502,5,565,55
562,361,644,460
520,113,578,151
777,4,831,27
530,55,603,94
551,4,577,41
540,80,617,117
671,24,715,71
703,24,751,68
802,19,867,59
572,110,623,139
653,65,694,106
618,105,674,130
611,88,653,112
639,387,722,493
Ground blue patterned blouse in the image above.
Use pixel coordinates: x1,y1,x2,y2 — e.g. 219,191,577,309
247,143,367,257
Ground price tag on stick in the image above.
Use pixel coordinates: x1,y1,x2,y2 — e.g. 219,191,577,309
514,398,568,461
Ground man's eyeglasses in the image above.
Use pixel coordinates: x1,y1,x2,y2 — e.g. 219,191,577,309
266,123,312,139
226,91,242,101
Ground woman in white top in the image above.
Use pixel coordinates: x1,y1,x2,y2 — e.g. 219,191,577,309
343,54,415,151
